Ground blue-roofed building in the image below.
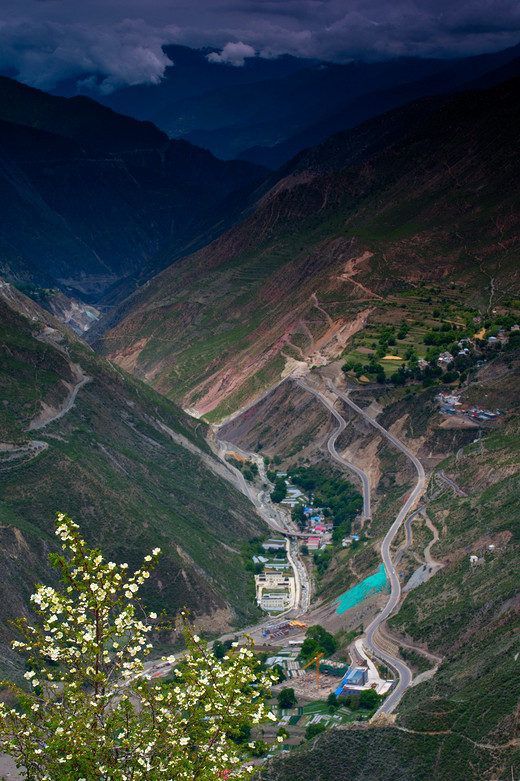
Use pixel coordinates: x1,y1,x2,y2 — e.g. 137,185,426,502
346,667,368,685
336,666,369,696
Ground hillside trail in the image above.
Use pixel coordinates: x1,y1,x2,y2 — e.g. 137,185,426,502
378,622,443,666
311,292,333,326
338,251,383,300
28,367,90,431
437,469,467,497
0,367,89,469
0,327,90,470
394,724,519,752
421,510,443,569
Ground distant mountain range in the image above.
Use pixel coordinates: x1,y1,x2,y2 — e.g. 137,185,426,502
2,40,520,314
58,42,520,167
2,49,520,418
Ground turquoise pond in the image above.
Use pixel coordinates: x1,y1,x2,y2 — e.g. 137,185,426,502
334,564,389,615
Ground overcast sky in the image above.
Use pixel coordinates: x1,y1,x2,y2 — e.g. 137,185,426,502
1,0,520,93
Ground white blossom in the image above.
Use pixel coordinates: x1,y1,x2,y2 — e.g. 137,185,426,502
0,513,274,781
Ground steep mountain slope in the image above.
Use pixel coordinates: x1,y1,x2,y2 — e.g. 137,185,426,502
242,42,520,168
0,75,165,152
0,282,265,681
96,79,520,421
0,77,266,303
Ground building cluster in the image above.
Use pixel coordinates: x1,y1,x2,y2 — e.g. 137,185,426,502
262,619,307,640
487,324,518,345
277,475,334,550
341,534,360,547
254,539,295,613
304,506,333,551
436,390,500,421
334,665,394,698
265,648,348,681
435,323,519,373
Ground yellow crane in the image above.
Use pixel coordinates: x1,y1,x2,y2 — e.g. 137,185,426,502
300,652,324,690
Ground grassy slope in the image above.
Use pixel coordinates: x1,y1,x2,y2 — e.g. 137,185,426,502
0,298,75,442
0,293,264,679
97,80,520,419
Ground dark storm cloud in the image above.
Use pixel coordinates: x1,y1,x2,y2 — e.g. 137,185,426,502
1,0,520,91
0,15,180,93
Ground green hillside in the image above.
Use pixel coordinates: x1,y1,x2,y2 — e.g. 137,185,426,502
0,288,264,681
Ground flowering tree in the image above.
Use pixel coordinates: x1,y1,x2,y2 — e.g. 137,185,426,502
0,513,276,780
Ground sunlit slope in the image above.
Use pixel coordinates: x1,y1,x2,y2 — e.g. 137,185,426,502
96,80,520,421
0,287,264,677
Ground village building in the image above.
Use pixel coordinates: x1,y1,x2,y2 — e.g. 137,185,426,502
263,538,286,551
259,593,291,611
437,351,454,366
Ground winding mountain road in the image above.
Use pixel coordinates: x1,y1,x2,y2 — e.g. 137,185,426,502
28,367,90,431
296,379,371,519
296,377,426,713
327,380,426,715
214,376,427,714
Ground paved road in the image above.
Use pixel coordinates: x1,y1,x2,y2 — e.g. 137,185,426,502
297,379,371,520
438,469,467,496
394,504,426,565
327,381,426,716
28,368,90,431
211,433,311,616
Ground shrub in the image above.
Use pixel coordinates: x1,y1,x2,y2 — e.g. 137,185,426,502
0,514,276,780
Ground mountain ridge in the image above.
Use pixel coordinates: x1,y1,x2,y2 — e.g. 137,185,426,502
240,42,520,167
57,41,520,168
0,76,267,303
94,78,520,420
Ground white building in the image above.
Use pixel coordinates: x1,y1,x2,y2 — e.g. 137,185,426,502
260,593,291,611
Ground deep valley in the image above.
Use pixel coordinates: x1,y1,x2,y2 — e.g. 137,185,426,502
1,43,520,780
